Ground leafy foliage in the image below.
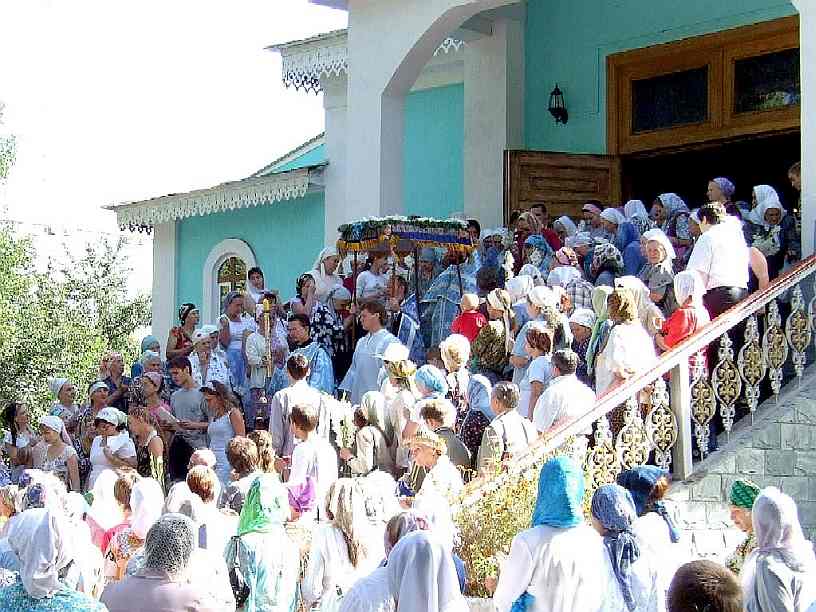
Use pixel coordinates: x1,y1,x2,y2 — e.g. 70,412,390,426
0,102,14,182
0,224,151,415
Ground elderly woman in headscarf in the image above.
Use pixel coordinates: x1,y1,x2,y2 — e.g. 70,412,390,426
651,193,692,255
579,201,608,239
618,466,688,597
547,247,583,289
510,286,565,385
600,208,637,255
303,478,385,611
638,228,677,316
594,287,656,397
388,531,469,612
131,335,160,379
707,177,741,218
166,302,198,360
748,184,795,279
0,508,107,611
471,288,515,383
725,479,761,576
519,263,545,287
655,270,710,355
552,215,578,242
309,246,343,303
403,364,451,444
742,487,816,612
105,477,164,582
439,334,493,457
48,377,80,437
491,456,607,612
591,484,661,612
101,513,223,612
624,200,655,236
591,242,625,287
523,234,555,276
340,391,396,476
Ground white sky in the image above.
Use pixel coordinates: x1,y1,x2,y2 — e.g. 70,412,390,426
0,0,347,292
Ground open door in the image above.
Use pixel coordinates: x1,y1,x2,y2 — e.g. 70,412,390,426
504,150,622,223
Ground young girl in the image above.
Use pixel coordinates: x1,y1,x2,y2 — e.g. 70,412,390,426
518,322,555,419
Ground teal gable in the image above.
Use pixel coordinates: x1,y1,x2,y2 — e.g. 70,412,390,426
268,143,327,173
524,0,797,153
404,84,465,218
175,191,325,304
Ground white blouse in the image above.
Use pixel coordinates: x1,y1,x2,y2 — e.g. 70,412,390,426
417,455,464,501
595,322,656,396
302,522,385,608
493,523,608,612
338,567,395,612
598,545,663,612
356,270,388,301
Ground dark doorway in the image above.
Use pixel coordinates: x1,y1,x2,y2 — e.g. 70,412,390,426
622,131,800,212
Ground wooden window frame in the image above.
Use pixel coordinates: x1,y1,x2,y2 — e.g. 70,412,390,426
608,16,799,156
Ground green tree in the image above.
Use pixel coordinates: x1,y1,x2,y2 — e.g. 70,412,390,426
0,225,151,415
0,102,15,182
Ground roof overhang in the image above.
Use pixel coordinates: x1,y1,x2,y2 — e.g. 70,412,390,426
309,0,347,9
106,165,326,232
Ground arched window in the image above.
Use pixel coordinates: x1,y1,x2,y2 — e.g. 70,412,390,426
202,239,257,323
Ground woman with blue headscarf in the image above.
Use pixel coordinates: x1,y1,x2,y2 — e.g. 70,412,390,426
618,466,689,599
523,234,555,276
492,456,607,612
591,484,661,612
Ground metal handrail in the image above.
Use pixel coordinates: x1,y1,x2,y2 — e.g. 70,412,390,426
454,255,816,511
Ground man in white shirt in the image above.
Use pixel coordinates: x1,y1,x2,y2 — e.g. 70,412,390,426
685,202,750,319
339,301,398,404
532,349,595,436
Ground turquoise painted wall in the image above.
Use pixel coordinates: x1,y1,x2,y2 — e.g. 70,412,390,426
175,191,325,305
524,0,797,153
404,84,464,218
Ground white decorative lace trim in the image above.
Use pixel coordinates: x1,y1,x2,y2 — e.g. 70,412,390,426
275,30,465,93
112,169,312,231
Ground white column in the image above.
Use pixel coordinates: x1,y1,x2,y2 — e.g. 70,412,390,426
463,17,524,228
793,0,814,256
322,74,349,245
151,221,176,353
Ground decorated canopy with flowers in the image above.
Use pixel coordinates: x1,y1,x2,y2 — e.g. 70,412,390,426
337,216,475,253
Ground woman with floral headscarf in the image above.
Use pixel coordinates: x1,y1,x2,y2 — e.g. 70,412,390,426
617,466,688,598
652,193,691,255
591,484,661,612
707,177,740,218
725,479,761,576
524,234,555,276
471,288,515,383
303,478,385,610
624,200,655,237
0,508,107,611
591,242,625,287
166,303,198,361
491,456,607,612
226,474,298,612
742,487,816,612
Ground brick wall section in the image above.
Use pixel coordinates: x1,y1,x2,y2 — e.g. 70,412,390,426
665,383,816,561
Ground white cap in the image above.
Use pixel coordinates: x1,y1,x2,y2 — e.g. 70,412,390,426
569,308,596,328
381,342,410,363
192,329,210,345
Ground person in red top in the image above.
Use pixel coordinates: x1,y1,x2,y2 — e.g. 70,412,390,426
530,202,562,252
655,270,711,353
451,293,487,342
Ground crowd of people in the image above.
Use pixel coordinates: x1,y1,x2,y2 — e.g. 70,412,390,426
0,162,813,611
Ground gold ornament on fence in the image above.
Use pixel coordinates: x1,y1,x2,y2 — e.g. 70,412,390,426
615,395,651,470
584,415,621,492
645,377,677,471
712,333,741,435
738,315,766,416
763,300,788,396
785,285,810,381
690,351,716,457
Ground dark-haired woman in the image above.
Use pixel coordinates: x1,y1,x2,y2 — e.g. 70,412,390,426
2,403,40,484
686,202,750,320
128,408,166,491
166,302,198,361
203,381,245,487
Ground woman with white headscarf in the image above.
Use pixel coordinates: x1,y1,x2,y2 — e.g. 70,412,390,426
101,513,223,612
748,185,793,279
624,200,655,236
507,275,535,329
552,216,578,242
340,391,396,476
638,228,678,317
309,246,344,303
37,415,79,492
655,270,710,355
742,487,816,612
105,477,164,581
471,289,515,384
0,508,107,611
388,531,468,612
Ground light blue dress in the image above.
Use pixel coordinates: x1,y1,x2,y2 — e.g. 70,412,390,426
268,341,334,397
0,580,106,612
207,412,235,487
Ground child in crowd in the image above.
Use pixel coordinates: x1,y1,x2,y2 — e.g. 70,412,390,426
451,293,487,343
